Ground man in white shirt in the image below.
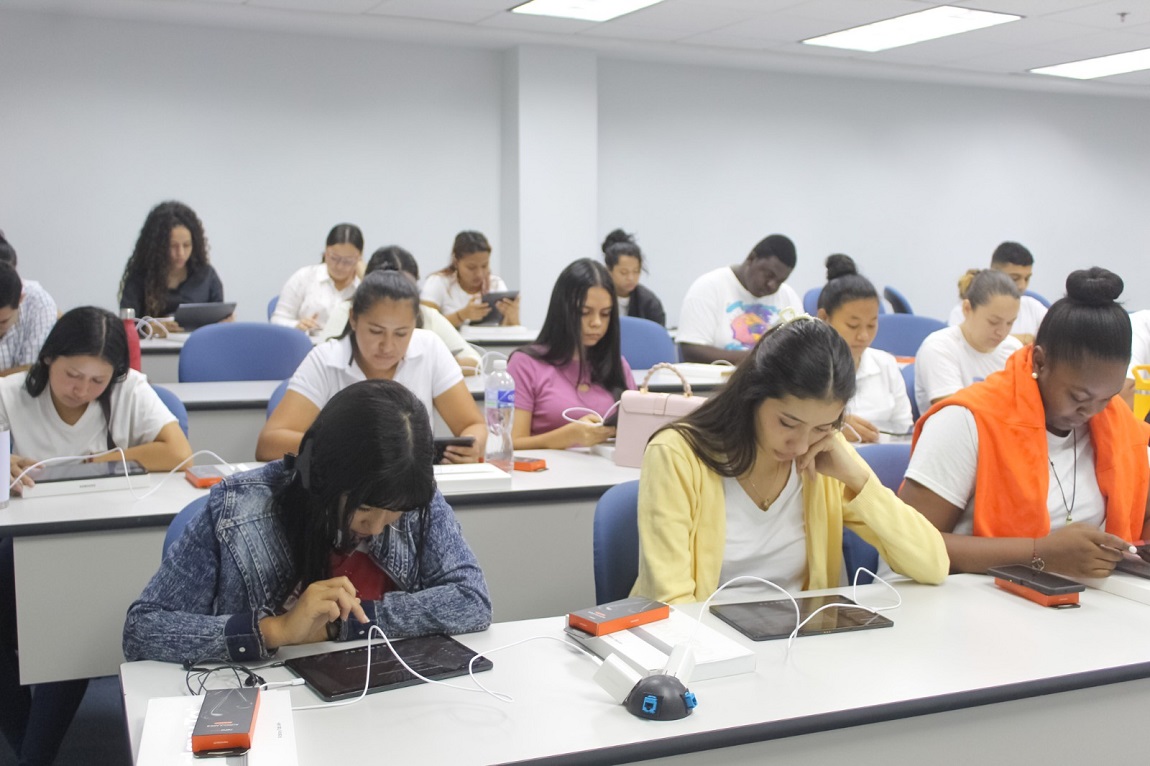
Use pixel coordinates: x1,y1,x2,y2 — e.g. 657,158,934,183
947,241,1046,344
0,260,57,377
678,234,803,364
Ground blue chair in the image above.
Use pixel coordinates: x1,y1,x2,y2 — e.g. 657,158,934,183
901,363,920,422
178,322,314,382
619,316,678,369
871,314,945,358
163,495,209,558
151,384,188,437
803,287,821,315
592,480,640,604
266,379,290,419
267,295,279,319
1024,289,1051,308
883,286,913,315
847,442,913,585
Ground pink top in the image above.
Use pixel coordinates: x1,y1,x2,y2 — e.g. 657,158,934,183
507,350,636,436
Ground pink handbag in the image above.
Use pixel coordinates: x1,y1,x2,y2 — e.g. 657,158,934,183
614,364,707,468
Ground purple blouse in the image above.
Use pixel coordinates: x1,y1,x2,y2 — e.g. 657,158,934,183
506,350,636,436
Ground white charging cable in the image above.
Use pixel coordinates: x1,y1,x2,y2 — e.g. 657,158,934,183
10,448,236,501
560,401,620,426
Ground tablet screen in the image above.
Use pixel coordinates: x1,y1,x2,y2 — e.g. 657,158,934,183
709,595,893,642
30,460,148,483
283,634,493,701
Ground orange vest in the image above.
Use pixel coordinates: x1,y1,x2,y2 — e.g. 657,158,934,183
911,346,1150,541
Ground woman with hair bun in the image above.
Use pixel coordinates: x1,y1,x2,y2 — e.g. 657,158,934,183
913,268,1022,415
119,201,226,326
901,268,1150,578
816,254,912,441
602,229,665,327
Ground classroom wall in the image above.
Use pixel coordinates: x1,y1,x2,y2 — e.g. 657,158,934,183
2,7,1149,331
597,59,1150,323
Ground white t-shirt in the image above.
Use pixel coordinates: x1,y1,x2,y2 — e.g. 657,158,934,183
0,368,175,460
271,263,360,334
716,468,808,600
947,295,1047,339
849,347,914,435
1129,309,1150,379
420,272,508,320
677,267,803,351
914,326,1023,415
905,406,1104,534
288,331,463,422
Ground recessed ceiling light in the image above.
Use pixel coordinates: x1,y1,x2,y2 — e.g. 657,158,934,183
510,0,665,23
802,6,1020,53
1030,48,1150,80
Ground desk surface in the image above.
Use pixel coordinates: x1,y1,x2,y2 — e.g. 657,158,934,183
120,574,1150,765
161,379,282,410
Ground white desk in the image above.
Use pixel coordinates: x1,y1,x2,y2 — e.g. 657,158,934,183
139,335,188,384
1,449,636,683
120,575,1150,764
459,325,537,354
162,380,282,462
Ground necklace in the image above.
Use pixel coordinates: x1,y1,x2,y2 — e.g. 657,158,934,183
1049,428,1078,523
743,462,785,511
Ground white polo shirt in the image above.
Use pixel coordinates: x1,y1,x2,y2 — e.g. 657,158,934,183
288,331,463,422
848,347,914,435
271,263,360,333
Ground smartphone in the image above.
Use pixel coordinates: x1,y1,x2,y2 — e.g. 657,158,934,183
476,291,519,326
434,436,476,462
986,564,1084,607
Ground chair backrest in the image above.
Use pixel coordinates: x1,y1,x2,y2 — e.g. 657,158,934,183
267,295,279,319
150,384,188,437
883,286,914,315
901,363,920,421
163,495,209,558
803,287,821,315
178,322,315,382
266,379,291,419
871,314,946,358
592,480,640,604
847,442,913,585
1024,289,1051,308
619,316,678,370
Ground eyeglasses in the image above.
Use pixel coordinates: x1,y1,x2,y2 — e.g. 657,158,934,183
326,253,360,267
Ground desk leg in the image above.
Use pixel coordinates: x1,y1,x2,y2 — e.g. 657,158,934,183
455,498,596,622
14,528,164,684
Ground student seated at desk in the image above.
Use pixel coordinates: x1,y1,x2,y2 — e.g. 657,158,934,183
632,316,948,605
323,246,482,375
119,201,227,331
0,306,192,766
947,242,1046,346
420,230,520,329
817,255,913,442
271,223,363,335
0,260,56,378
258,271,485,463
676,234,803,365
901,269,1150,578
602,228,666,327
124,380,492,664
507,259,635,450
915,269,1023,416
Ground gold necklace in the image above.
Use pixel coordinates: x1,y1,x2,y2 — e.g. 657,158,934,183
743,462,784,511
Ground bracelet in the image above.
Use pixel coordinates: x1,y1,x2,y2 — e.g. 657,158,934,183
1030,538,1045,571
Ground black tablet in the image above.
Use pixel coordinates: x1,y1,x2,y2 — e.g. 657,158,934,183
709,595,893,642
174,302,236,330
283,634,493,702
29,460,147,483
475,291,519,326
433,436,476,462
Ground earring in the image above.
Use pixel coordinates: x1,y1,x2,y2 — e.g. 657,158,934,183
1031,372,1038,379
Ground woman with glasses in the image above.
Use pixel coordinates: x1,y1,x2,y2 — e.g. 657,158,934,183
271,224,364,335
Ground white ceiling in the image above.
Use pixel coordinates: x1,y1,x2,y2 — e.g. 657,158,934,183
8,0,1150,96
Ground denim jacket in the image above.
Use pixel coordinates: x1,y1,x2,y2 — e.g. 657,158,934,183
123,462,492,664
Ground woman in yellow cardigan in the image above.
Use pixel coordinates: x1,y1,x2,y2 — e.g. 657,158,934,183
632,315,948,604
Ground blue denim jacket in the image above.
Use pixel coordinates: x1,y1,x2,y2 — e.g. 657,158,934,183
123,462,492,664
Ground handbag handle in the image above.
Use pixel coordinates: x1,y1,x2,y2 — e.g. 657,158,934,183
639,363,694,397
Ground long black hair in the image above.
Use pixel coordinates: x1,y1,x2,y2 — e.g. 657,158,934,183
520,258,628,395
274,379,436,592
25,306,130,433
1035,267,1130,369
119,201,210,317
663,317,855,477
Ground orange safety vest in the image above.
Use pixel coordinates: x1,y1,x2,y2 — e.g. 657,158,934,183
911,346,1150,541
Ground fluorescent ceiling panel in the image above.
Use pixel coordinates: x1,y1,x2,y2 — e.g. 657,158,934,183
1030,48,1150,80
802,6,1020,53
510,0,665,23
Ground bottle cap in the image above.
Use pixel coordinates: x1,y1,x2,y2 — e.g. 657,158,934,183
493,359,508,372
120,308,136,320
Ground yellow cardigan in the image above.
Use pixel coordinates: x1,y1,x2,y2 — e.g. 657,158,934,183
631,429,949,604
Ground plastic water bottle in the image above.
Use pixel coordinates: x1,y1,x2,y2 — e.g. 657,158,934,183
484,360,515,473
